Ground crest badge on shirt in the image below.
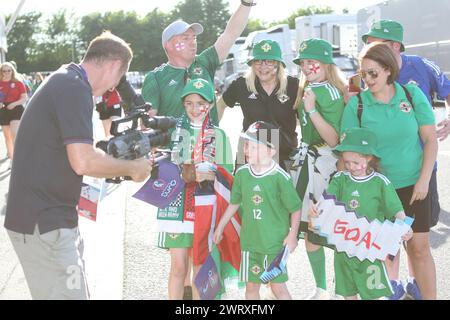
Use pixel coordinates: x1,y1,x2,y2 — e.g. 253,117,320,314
10,83,16,89
252,194,263,205
399,101,412,113
192,67,203,76
278,94,290,104
251,265,262,275
349,199,359,210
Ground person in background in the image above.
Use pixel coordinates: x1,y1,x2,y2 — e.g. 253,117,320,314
95,88,123,137
31,72,45,95
0,62,28,167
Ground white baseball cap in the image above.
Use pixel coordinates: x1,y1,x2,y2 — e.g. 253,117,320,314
161,20,204,47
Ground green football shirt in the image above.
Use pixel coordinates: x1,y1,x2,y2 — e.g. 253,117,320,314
297,82,345,145
230,162,302,254
142,46,220,125
327,171,404,222
157,123,234,221
341,82,435,189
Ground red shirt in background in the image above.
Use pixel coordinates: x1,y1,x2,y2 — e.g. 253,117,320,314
0,80,27,103
102,89,121,108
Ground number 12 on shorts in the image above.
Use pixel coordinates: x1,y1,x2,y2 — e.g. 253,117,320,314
253,209,262,220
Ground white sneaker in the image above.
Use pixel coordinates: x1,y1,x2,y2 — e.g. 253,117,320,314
307,288,330,300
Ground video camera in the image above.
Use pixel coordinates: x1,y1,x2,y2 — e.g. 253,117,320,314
96,75,177,183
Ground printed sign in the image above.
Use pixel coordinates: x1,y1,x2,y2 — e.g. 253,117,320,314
78,176,104,221
133,160,185,208
194,253,221,300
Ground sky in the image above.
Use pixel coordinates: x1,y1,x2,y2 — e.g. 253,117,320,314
3,0,383,22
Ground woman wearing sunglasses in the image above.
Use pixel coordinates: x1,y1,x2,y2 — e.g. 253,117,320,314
217,39,299,172
341,42,438,299
0,62,28,167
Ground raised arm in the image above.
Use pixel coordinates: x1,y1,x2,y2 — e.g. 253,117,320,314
214,0,254,63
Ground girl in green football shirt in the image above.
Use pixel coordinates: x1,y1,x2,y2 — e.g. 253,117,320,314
291,38,347,299
309,127,412,300
156,79,234,300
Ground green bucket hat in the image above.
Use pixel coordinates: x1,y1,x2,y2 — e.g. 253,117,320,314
362,19,405,52
181,78,214,103
334,127,380,158
293,38,335,65
247,39,286,67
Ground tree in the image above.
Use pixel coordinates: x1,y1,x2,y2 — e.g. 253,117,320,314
139,9,169,72
33,10,80,71
78,10,159,71
170,0,230,52
242,19,267,36
198,0,230,50
6,12,42,73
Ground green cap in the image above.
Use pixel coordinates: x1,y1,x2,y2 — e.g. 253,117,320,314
181,78,214,103
293,38,335,65
334,127,380,158
362,19,405,52
247,40,286,67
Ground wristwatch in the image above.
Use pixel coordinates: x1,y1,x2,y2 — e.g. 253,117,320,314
241,0,256,6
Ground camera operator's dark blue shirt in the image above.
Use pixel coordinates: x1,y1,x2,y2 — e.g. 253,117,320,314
4,63,94,234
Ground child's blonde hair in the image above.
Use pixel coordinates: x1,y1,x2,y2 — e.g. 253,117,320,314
294,63,346,109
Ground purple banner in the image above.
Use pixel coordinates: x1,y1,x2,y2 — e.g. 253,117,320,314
133,160,184,208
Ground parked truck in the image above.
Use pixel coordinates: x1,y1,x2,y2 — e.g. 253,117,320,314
357,0,450,76
295,14,359,57
236,24,298,76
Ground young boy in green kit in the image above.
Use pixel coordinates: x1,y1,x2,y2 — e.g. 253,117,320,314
213,121,302,300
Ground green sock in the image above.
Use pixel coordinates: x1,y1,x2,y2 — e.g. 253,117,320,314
307,247,327,290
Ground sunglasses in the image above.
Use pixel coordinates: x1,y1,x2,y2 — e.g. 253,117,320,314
358,69,380,80
253,60,277,66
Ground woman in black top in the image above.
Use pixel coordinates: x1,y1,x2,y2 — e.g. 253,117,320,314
217,39,298,171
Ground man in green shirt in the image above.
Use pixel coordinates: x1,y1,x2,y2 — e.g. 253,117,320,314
142,1,256,125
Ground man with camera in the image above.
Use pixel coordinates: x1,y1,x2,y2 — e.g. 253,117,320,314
142,0,256,125
4,31,153,300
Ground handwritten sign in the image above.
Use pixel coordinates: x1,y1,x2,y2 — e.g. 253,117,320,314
311,192,413,262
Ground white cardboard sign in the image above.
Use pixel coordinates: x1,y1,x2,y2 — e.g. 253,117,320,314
311,192,414,262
